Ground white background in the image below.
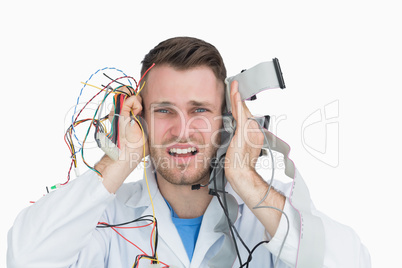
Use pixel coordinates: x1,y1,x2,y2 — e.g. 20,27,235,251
1,1,401,267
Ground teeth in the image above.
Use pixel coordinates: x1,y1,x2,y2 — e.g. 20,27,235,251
169,147,197,155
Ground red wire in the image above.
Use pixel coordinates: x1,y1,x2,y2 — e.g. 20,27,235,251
70,76,135,178
110,227,147,255
70,74,140,158
64,132,74,156
75,75,137,123
136,63,155,93
97,222,154,229
61,159,74,185
150,222,157,256
63,118,93,185
107,226,169,267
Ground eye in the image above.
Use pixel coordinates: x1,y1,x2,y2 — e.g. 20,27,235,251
155,109,169,113
195,108,207,113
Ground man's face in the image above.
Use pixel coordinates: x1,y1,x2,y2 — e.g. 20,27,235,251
142,65,224,186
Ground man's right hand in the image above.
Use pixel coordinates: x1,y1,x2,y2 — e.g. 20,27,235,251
95,88,149,193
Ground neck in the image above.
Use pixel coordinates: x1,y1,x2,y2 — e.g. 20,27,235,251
156,173,212,219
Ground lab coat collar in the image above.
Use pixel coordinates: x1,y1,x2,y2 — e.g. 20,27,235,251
191,194,240,268
122,163,191,266
225,179,245,206
124,162,160,209
145,188,191,267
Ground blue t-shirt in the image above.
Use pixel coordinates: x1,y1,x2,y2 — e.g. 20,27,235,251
165,200,203,261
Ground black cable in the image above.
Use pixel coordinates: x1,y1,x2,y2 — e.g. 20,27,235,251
221,171,251,256
133,255,158,268
153,218,159,259
96,215,155,228
97,215,160,268
215,194,243,266
212,151,283,268
103,73,130,91
216,180,276,268
103,73,137,96
110,94,121,144
208,154,246,266
241,240,269,268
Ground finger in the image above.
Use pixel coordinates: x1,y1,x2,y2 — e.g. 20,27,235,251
108,95,141,122
230,80,240,120
230,80,253,123
240,98,252,119
108,86,137,119
121,94,143,118
108,109,114,123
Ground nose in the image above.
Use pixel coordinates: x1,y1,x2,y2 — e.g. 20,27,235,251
169,112,194,141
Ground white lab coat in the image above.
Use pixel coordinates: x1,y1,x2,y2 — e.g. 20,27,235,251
7,163,371,268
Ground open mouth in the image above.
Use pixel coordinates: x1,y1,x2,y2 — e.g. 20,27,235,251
168,146,198,157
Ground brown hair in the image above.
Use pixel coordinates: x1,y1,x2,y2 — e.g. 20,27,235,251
141,36,227,83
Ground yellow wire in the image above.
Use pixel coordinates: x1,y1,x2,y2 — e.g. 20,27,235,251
132,115,155,215
81,78,158,262
131,81,158,262
100,121,108,135
80,81,122,94
80,81,104,91
131,256,158,268
131,256,156,268
136,81,146,95
132,108,158,263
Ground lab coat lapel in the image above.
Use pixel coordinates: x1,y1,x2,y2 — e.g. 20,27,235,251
129,163,190,267
136,192,190,267
157,193,191,267
191,194,241,268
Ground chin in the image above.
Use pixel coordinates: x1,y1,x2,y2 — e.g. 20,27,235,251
150,145,215,186
153,159,210,186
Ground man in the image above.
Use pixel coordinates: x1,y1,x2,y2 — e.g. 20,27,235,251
8,37,371,267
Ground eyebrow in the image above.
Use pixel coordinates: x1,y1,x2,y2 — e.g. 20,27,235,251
149,101,173,108
188,100,215,107
149,100,216,109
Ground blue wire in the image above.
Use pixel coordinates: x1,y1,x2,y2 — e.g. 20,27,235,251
70,67,132,151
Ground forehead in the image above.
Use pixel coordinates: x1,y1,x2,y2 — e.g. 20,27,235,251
142,65,224,108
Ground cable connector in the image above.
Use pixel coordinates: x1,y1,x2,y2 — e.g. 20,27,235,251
96,132,120,161
74,167,81,177
50,183,61,190
191,184,201,190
